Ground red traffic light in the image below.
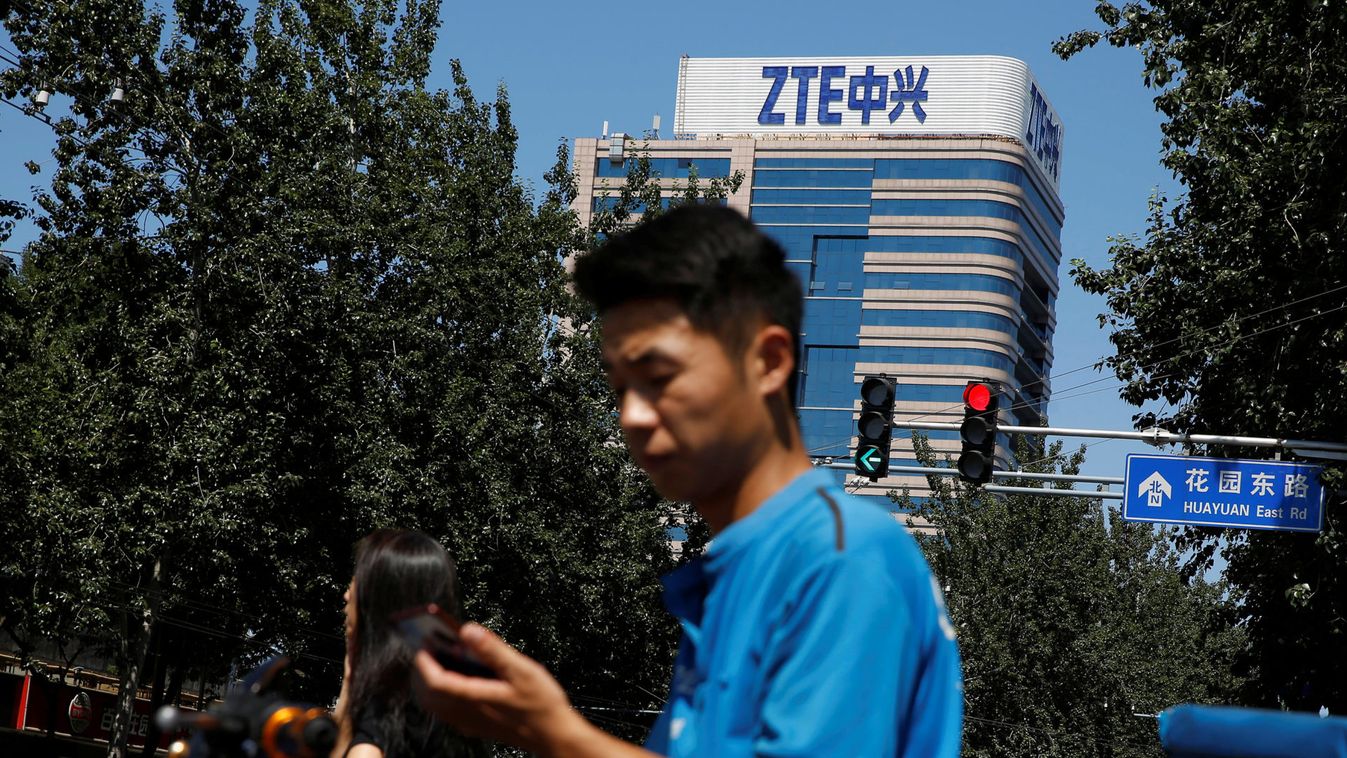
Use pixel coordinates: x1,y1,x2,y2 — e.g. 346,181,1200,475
963,382,992,411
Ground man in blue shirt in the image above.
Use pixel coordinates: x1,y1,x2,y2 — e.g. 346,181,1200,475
412,206,962,756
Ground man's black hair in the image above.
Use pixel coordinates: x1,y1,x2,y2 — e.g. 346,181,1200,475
573,205,803,406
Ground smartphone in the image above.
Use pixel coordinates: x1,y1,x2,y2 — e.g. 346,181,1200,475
389,603,499,679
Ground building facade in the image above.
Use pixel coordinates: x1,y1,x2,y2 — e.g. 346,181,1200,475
573,56,1064,504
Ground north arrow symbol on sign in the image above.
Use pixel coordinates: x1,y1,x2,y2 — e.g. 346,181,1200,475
1138,471,1172,508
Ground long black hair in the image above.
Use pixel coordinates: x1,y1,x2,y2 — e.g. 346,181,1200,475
347,529,471,757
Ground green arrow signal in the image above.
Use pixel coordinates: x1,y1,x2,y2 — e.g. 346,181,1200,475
859,446,881,472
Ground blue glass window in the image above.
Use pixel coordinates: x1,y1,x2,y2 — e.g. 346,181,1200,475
863,236,1022,267
803,300,863,346
856,345,1014,372
796,344,1015,377
872,198,1018,219
804,236,867,301
871,199,1059,268
594,157,732,178
762,225,872,260
873,158,1063,229
862,309,1017,334
752,206,871,225
592,196,728,212
755,157,876,169
874,158,1019,182
865,272,1020,297
753,169,874,188
751,189,872,205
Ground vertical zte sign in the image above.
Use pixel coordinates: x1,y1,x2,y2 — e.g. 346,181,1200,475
1023,82,1062,185
673,56,1065,190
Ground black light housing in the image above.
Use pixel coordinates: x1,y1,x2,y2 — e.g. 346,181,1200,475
957,380,999,484
854,375,896,480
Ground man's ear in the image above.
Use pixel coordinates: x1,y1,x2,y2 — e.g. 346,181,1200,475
752,324,796,400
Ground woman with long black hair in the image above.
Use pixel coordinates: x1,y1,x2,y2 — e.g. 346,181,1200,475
333,529,481,758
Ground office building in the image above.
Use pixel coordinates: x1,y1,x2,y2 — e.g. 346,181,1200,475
573,56,1065,504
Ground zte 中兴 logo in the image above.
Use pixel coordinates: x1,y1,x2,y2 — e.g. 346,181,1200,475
758,64,931,126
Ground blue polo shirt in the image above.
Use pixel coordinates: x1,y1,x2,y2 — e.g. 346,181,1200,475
645,468,962,757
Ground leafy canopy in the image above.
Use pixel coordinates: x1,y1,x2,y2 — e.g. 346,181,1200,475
900,434,1243,757
1054,0,1347,713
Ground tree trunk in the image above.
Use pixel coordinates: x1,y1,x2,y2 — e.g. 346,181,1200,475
167,664,185,708
108,558,160,758
37,671,57,741
138,627,168,758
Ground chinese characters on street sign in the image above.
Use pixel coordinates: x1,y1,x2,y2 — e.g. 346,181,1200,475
1124,454,1324,533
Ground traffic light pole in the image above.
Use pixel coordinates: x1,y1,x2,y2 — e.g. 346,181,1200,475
824,462,1126,499
985,485,1122,500
845,378,1342,496
830,463,1122,484
896,420,1347,456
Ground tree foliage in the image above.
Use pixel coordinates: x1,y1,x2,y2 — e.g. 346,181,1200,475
1054,1,1347,712
899,435,1243,756
0,1,722,753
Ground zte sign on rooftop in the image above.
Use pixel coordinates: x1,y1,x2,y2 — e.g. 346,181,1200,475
673,56,1064,189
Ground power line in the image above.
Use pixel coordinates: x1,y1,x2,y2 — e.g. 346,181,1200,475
965,713,1062,738
571,691,658,709
0,95,96,152
579,708,651,734
67,595,344,668
0,30,357,169
573,704,661,716
1030,281,1347,393
980,282,1344,422
105,577,346,645
992,291,1347,425
1013,436,1119,471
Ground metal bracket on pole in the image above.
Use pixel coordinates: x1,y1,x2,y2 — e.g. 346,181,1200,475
824,462,1121,485
894,420,1347,454
985,485,1122,500
823,463,1124,499
1289,448,1347,462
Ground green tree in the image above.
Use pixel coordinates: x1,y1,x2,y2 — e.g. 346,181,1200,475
1054,2,1347,712
1,2,750,753
0,201,36,654
586,140,745,243
580,142,746,560
899,435,1243,756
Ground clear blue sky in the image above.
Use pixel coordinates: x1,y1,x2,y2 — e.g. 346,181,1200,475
1,0,1181,481
440,0,1185,481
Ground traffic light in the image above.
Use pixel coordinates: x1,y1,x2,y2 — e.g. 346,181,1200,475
958,380,999,484
855,375,896,480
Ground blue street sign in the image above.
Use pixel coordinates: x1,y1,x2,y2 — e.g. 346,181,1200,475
1124,454,1324,533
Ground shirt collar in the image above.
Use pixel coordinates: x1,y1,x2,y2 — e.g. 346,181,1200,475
660,466,838,624
703,466,836,571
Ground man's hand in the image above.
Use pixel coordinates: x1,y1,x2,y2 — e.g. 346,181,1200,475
411,622,625,757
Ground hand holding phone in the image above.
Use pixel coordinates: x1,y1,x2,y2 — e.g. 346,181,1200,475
390,604,499,680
